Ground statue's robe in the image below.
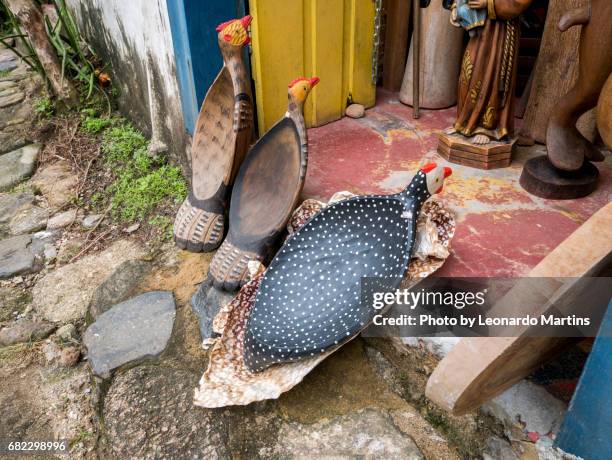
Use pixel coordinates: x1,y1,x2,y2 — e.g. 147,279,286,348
454,0,532,140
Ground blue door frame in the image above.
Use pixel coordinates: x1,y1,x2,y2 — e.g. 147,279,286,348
167,0,247,134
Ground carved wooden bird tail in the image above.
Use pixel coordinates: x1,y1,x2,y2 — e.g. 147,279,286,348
174,15,254,252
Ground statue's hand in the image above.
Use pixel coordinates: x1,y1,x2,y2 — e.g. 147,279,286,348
468,0,487,9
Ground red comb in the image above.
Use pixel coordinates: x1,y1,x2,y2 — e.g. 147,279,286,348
443,166,452,178
240,15,252,28
288,77,309,88
216,15,252,32
309,77,320,87
420,162,438,173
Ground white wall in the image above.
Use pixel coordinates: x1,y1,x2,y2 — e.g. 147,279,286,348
67,0,190,169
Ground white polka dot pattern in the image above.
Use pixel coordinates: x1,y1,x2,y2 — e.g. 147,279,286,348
244,170,432,371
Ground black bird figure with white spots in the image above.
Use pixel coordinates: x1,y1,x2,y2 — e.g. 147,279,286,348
244,163,452,372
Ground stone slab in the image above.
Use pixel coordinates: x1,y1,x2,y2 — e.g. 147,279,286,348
0,234,37,279
0,319,56,346
32,239,145,323
83,291,176,378
0,144,41,192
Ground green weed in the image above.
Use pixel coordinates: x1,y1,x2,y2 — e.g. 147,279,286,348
81,116,113,134
97,121,187,222
33,96,55,118
0,69,10,78
149,215,174,242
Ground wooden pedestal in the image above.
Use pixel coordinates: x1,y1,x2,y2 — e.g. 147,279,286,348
520,155,599,199
437,133,515,170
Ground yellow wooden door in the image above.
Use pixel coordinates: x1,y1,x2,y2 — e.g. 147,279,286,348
250,0,376,133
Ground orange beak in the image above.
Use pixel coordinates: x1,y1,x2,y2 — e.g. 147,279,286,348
309,77,320,87
443,166,452,178
240,15,252,28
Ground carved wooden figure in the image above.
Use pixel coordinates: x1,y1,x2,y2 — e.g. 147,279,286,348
445,0,533,145
174,16,254,252
208,77,320,291
546,0,611,171
521,0,611,199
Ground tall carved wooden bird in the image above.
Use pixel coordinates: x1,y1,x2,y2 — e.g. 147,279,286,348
174,15,254,252
208,76,320,291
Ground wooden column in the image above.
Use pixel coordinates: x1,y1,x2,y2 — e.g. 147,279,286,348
381,0,411,92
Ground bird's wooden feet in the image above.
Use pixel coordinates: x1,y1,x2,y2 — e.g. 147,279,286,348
173,197,225,252
208,240,263,292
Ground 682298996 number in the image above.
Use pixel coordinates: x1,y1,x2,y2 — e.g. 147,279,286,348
1,440,68,455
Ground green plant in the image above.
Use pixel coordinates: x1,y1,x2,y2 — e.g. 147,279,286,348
33,95,55,118
0,2,43,74
102,124,148,164
81,115,112,134
149,215,174,242
44,0,98,98
97,121,187,223
0,69,10,78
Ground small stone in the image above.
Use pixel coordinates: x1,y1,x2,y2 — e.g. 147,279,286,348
0,90,25,108
9,205,48,235
483,436,519,460
0,234,39,279
190,283,235,340
123,222,140,233
47,209,78,229
345,103,365,119
484,381,567,439
83,291,176,378
82,214,103,229
56,323,77,343
0,81,17,91
43,243,57,262
0,192,35,227
31,161,78,210
0,319,56,346
42,339,62,363
0,144,41,192
0,50,18,72
59,346,80,367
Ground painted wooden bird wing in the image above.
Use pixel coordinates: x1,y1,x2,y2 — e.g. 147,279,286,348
228,117,303,251
244,193,423,372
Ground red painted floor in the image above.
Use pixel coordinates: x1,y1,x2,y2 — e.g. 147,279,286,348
303,89,612,277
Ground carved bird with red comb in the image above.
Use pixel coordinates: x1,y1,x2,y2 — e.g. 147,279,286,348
208,76,320,291
174,15,254,252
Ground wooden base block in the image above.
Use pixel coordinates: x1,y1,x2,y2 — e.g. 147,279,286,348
437,133,515,170
520,155,599,199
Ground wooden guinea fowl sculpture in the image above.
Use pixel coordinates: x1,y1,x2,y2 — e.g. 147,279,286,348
208,76,320,291
244,163,452,372
173,15,254,252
